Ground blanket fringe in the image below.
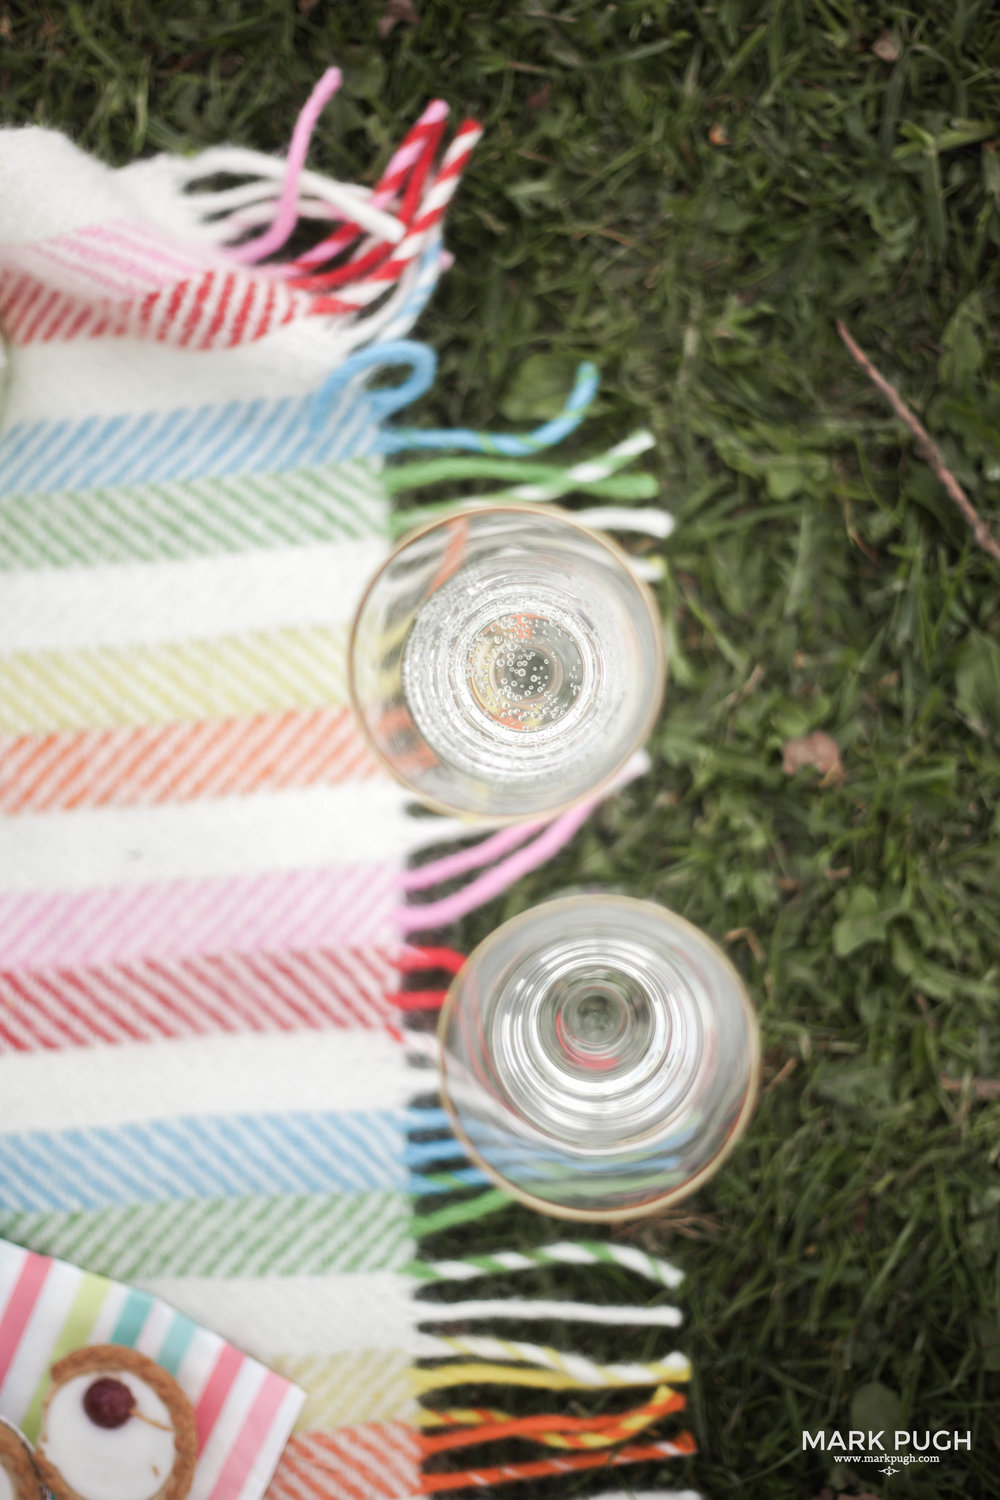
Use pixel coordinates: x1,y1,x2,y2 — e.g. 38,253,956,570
417,1435,697,1492
396,788,696,1492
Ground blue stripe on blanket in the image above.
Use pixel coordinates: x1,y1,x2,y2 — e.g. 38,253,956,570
0,1112,489,1211
0,386,382,495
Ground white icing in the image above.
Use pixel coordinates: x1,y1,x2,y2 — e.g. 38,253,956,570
0,1461,18,1500
41,1371,177,1500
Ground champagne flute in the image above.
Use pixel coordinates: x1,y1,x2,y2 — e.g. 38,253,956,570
348,504,665,821
437,894,760,1220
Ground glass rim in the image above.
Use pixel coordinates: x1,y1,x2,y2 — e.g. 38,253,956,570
436,893,762,1222
347,502,668,825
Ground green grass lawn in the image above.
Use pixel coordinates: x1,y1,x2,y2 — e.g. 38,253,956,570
3,1,999,1496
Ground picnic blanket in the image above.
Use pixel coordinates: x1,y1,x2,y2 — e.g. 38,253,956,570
0,73,698,1500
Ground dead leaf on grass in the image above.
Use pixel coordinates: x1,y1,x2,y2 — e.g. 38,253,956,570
379,0,419,38
708,122,730,146
526,82,553,114
762,1057,798,1095
871,30,901,62
610,1211,721,1243
724,926,765,964
782,730,845,784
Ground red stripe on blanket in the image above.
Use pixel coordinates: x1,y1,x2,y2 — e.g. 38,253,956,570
178,272,215,347
0,267,320,349
0,945,402,1052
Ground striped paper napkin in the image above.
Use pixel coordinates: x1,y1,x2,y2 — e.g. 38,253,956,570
0,1237,305,1499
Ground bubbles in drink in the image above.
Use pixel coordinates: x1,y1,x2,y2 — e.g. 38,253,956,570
465,611,584,732
402,572,611,785
351,506,666,818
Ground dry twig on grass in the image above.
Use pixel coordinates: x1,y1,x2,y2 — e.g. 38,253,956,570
836,319,1000,563
940,1076,1000,1101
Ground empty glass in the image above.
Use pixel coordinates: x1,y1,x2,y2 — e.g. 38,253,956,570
348,505,665,821
437,894,760,1220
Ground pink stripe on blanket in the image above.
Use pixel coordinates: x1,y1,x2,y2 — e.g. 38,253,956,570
0,946,401,1052
0,863,400,970
0,222,212,296
33,236,191,297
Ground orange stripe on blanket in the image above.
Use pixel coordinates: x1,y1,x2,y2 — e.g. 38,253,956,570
269,1424,422,1500
0,707,382,812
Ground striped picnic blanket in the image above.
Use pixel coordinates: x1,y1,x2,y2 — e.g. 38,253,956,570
0,78,698,1500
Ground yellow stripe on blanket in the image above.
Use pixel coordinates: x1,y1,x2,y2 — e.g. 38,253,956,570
273,1350,418,1430
0,624,350,733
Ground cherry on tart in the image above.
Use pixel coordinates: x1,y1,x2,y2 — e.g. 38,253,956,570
82,1379,136,1430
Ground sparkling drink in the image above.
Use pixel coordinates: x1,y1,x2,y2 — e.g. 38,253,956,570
438,895,760,1220
349,505,664,820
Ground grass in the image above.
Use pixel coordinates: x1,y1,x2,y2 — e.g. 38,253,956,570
3,0,1000,1496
